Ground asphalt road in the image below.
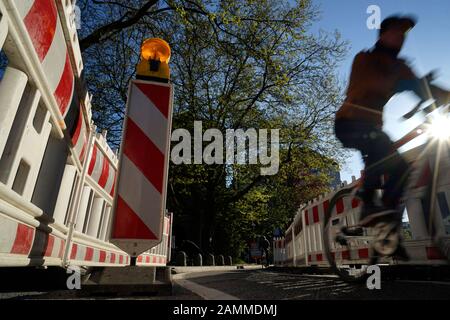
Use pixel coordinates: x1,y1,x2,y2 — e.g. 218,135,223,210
173,268,450,300
2,267,450,300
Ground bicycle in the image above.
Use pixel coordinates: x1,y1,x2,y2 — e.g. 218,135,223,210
323,100,450,282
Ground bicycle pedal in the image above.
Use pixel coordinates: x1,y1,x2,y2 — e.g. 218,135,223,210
341,226,364,237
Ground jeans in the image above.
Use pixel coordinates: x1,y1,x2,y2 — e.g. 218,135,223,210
334,119,410,209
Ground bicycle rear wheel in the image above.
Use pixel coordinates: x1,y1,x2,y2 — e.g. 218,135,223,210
323,188,377,282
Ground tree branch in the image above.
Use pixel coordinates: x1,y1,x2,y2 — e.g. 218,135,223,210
80,0,158,51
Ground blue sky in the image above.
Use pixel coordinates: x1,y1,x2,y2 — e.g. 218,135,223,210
311,0,450,183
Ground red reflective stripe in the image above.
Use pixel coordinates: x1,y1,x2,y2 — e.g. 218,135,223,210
304,211,309,226
110,253,116,263
323,200,329,216
146,256,150,263
99,250,106,263
71,112,82,145
88,145,97,175
308,254,312,262
85,247,93,261
316,254,323,262
110,171,117,196
336,198,344,214
54,52,74,115
23,0,57,62
123,119,165,193
79,139,87,162
119,255,123,264
112,196,157,239
416,162,431,188
426,247,445,260
137,256,143,263
352,198,360,208
11,224,34,255
153,256,157,263
135,83,170,118
70,244,78,260
98,155,110,188
44,235,55,257
358,248,369,259
313,206,319,223
342,250,350,260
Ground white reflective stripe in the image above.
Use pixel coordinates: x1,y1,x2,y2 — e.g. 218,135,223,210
0,215,18,253
93,248,99,262
76,245,86,261
51,236,61,257
60,238,65,256
128,84,168,153
164,217,169,235
90,148,103,182
104,167,115,194
118,155,162,232
14,0,36,18
41,16,66,92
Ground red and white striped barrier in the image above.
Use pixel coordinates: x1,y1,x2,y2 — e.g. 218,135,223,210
13,0,79,129
111,80,173,256
87,143,116,197
0,1,173,269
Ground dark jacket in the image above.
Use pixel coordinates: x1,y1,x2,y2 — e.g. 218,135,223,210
336,42,450,127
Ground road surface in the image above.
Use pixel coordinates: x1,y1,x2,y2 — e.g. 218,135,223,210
2,266,450,300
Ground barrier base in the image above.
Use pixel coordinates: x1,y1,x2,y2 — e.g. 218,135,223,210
82,266,172,297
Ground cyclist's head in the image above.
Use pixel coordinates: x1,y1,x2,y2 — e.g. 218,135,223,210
378,15,417,51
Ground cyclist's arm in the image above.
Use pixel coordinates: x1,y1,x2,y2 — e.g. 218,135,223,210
396,63,450,104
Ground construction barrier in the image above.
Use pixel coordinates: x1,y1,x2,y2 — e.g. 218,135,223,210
274,142,450,267
0,0,172,269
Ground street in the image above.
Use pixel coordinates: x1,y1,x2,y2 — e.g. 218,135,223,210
2,267,450,300
172,268,450,300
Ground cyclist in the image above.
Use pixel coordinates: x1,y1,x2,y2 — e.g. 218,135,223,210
335,15,450,230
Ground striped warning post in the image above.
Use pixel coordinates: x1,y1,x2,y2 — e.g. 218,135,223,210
111,80,173,256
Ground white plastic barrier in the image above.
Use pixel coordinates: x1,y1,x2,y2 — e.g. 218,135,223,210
0,0,173,268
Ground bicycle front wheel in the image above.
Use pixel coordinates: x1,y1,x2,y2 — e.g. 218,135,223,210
323,188,377,282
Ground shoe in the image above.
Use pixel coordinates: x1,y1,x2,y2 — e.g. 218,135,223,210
359,204,397,227
341,226,364,237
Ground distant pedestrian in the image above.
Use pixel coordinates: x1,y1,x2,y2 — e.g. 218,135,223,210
259,236,270,267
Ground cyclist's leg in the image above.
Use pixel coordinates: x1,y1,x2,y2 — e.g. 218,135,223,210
335,119,381,207
363,128,410,214
357,127,404,225
382,151,410,211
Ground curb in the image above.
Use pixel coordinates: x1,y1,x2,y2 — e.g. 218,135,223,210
171,265,263,279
